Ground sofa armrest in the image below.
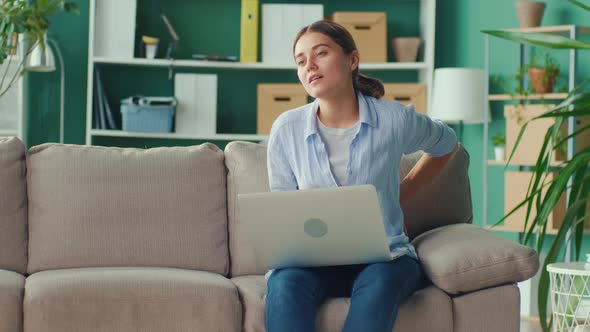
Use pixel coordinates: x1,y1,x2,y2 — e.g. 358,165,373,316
412,223,539,295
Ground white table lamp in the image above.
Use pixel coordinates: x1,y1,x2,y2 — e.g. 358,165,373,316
430,68,490,139
26,35,65,143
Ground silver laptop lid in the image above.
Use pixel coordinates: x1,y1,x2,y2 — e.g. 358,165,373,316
237,185,392,269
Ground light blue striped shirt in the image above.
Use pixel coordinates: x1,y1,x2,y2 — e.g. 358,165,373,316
266,91,457,264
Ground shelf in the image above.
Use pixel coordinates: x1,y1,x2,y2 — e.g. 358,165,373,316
93,57,429,71
0,129,18,136
502,25,590,35
487,160,564,167
485,224,590,235
90,129,268,141
488,93,568,101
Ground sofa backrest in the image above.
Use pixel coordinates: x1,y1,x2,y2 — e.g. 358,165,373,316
224,141,472,277
26,143,229,275
0,137,28,274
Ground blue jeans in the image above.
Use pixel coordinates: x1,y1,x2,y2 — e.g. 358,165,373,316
265,255,427,332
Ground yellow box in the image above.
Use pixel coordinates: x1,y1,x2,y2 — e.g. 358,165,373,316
382,83,427,114
257,84,308,135
327,12,387,63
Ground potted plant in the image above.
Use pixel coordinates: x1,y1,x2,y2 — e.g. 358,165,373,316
484,1,590,330
492,132,506,161
0,0,78,98
515,0,546,28
492,51,561,98
528,50,559,94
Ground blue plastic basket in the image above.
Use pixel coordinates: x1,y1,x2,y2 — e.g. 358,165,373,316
120,97,176,133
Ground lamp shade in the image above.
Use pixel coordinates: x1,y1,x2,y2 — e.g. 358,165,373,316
430,68,490,124
26,36,56,72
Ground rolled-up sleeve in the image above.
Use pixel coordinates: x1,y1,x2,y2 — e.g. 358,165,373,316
267,125,298,192
402,104,457,157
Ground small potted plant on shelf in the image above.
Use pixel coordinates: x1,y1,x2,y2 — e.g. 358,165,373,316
492,132,506,161
514,0,546,28
527,50,559,94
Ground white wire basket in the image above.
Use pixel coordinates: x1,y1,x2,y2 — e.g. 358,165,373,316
548,263,590,332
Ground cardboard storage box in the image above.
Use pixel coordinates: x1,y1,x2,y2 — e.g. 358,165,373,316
327,12,387,62
504,104,590,165
262,4,324,64
382,83,426,114
503,171,590,232
257,84,308,134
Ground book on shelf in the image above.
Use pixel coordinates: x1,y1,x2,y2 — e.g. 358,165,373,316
93,68,118,130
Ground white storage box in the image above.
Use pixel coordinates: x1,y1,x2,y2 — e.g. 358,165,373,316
174,74,218,135
94,0,137,58
262,4,324,64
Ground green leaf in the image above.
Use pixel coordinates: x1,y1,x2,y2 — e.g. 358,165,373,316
506,121,529,166
536,149,590,226
482,30,590,50
573,177,590,261
569,0,590,11
538,200,587,331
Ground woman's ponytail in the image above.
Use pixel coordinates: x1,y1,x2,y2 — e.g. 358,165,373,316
353,72,384,99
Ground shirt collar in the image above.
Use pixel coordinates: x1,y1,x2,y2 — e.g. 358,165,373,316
304,91,378,140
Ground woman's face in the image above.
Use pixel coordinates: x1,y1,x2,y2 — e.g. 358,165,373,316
294,31,358,99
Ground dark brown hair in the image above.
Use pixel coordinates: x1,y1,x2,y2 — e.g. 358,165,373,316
293,20,384,99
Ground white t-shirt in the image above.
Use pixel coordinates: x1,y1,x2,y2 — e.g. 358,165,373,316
316,116,361,186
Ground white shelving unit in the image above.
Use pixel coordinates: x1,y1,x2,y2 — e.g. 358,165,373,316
482,25,588,230
0,55,24,142
85,0,437,145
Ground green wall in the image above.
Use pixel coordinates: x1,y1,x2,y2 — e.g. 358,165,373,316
434,0,590,252
25,0,590,254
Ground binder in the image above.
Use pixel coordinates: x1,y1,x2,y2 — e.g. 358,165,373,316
174,73,218,135
240,0,258,62
94,0,137,58
262,4,323,64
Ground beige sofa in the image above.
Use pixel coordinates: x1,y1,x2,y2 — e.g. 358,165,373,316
0,136,539,332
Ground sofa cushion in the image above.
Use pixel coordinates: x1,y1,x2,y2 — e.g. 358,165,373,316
0,137,27,274
224,142,269,277
452,284,520,332
27,143,229,275
400,145,473,239
24,267,242,332
225,141,473,276
0,269,24,332
412,223,539,294
231,275,452,332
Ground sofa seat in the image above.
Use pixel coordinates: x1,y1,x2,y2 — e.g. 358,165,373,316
232,275,453,332
0,269,24,332
24,267,242,332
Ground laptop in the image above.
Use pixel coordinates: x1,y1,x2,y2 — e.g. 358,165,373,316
237,184,402,270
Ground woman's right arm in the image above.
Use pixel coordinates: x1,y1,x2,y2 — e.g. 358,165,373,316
267,129,298,192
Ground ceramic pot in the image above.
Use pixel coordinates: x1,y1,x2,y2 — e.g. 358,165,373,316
494,146,506,161
515,1,546,28
528,67,558,94
392,37,421,62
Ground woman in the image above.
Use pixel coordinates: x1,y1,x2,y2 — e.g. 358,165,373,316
265,20,458,332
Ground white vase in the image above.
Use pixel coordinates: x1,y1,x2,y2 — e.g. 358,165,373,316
494,146,505,161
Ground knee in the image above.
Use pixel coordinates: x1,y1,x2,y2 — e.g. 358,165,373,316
355,264,398,292
268,268,321,295
354,260,420,295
